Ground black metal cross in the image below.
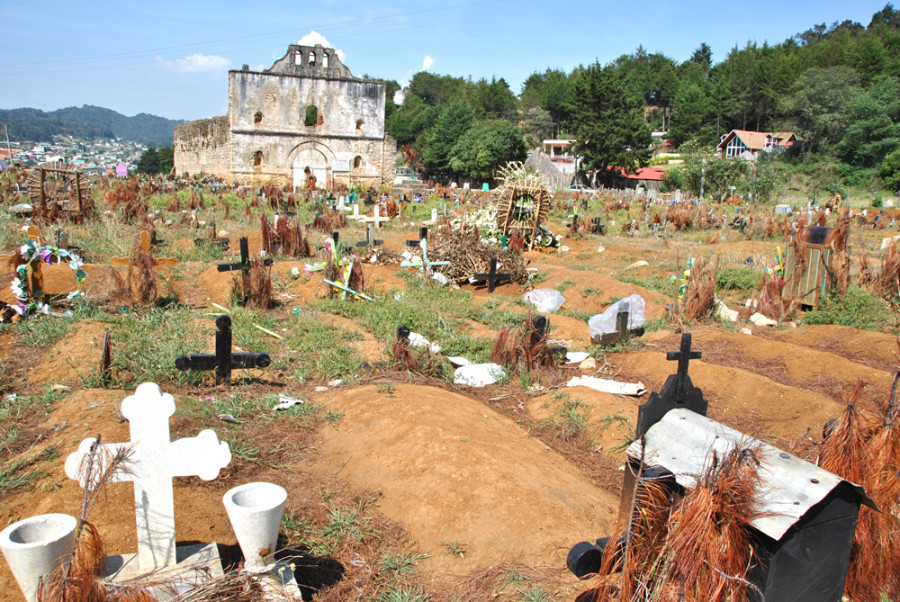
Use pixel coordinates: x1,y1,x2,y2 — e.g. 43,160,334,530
472,258,511,293
406,226,428,248
217,237,272,273
317,231,346,253
355,224,384,249
591,217,606,235
666,332,701,399
175,315,271,385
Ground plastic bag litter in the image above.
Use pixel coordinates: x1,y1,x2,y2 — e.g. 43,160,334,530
409,332,441,354
523,289,566,313
453,363,506,387
589,294,645,339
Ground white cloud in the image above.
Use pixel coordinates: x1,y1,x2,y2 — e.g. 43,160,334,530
156,53,230,73
298,31,345,62
393,89,406,105
422,55,435,71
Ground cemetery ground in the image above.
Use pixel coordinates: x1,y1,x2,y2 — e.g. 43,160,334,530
0,186,898,601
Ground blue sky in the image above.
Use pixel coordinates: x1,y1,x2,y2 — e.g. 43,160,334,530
0,1,892,121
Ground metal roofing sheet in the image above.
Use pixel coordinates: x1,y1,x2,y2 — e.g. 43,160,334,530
625,408,873,541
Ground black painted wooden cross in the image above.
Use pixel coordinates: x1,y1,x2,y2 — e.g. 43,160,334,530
666,332,701,400
406,226,428,248
316,231,346,254
472,258,511,293
355,224,384,249
635,332,708,437
591,217,606,235
175,315,271,385
217,237,272,273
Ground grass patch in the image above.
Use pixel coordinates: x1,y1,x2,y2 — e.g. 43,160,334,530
376,585,429,602
716,266,761,293
14,315,73,348
538,392,588,441
0,445,59,498
379,551,430,577
802,287,895,332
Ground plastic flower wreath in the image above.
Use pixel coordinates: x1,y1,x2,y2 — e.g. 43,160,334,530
10,239,88,316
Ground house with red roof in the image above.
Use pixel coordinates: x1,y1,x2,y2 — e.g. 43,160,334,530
716,130,801,160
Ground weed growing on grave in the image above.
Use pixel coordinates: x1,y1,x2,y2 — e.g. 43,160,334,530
716,266,760,293
324,410,345,425
379,551,430,577
285,314,365,383
538,393,589,441
0,445,58,498
316,502,375,555
519,586,553,602
557,279,577,293
376,584,430,602
440,540,467,558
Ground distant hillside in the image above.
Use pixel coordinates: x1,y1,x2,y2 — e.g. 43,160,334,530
0,105,181,147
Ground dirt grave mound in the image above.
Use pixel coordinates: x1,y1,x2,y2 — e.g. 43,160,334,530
611,351,844,445
316,312,384,362
29,321,108,385
760,324,900,373
528,389,638,456
314,383,618,580
528,264,669,316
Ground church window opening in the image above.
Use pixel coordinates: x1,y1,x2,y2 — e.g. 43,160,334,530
353,155,363,168
305,105,318,127
254,111,262,124
253,151,262,167
323,53,330,68
308,51,316,66
356,119,364,131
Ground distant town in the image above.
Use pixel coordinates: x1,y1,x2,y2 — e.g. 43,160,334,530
0,135,147,177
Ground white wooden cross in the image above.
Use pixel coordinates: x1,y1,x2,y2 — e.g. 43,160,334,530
347,203,364,221
423,207,439,226
64,383,231,572
362,205,390,228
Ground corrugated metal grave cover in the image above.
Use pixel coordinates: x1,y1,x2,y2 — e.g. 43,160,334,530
626,408,874,540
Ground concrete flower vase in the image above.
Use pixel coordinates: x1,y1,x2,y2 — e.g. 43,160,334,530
0,513,78,602
223,482,287,569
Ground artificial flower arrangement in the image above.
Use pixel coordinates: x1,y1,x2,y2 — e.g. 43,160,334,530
10,239,87,316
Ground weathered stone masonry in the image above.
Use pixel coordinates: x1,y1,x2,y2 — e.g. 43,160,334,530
175,44,396,187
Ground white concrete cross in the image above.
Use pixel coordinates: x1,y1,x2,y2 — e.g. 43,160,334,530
347,203,364,221
64,383,231,572
423,207,438,226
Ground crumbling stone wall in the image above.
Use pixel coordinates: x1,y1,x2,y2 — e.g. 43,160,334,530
174,116,232,178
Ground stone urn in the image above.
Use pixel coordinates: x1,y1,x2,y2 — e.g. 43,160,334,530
223,482,287,569
0,513,78,602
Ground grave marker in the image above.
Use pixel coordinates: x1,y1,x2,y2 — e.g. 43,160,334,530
354,224,384,249
175,315,271,385
217,237,272,274
111,231,178,268
471,258,511,293
400,238,449,280
64,383,231,571
592,306,645,346
361,205,389,228
635,332,705,436
405,226,428,248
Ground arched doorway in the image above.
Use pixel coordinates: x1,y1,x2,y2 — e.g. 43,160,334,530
291,146,328,190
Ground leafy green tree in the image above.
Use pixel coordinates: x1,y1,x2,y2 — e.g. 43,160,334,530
667,64,717,147
520,107,555,147
137,147,160,174
157,147,174,175
568,62,652,183
779,66,861,153
880,146,900,191
387,95,439,146
422,101,474,177
449,120,526,181
838,75,900,166
665,142,748,199
473,77,517,120
690,43,713,75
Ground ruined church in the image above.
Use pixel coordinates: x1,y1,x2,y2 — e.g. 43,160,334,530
174,44,397,188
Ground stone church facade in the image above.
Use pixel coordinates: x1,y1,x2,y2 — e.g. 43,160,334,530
174,44,397,188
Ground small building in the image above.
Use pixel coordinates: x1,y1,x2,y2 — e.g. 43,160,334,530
116,162,129,178
717,130,801,160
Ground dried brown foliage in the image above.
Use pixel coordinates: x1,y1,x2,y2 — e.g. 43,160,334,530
385,199,398,217
682,255,717,321
105,180,148,224
816,211,828,226
818,382,900,600
751,270,797,321
126,245,158,305
582,444,764,602
391,327,420,373
261,215,313,258
704,232,720,245
665,206,693,230
489,314,556,375
427,229,529,284
312,209,347,233
232,261,272,308
507,230,525,254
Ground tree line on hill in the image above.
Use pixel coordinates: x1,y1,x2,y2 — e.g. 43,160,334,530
0,105,181,147
387,3,900,191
